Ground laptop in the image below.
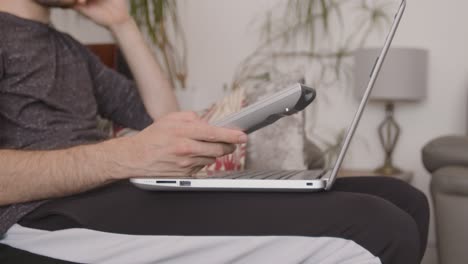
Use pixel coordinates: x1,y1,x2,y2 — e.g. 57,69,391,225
131,0,407,192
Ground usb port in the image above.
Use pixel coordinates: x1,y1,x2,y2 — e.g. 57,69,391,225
306,182,313,186
180,181,191,187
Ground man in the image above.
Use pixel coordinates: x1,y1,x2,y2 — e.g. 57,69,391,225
0,1,429,263
0,0,245,226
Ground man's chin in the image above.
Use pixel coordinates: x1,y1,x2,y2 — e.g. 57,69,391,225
34,0,78,9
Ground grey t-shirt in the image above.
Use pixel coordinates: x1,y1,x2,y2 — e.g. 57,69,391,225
0,12,153,234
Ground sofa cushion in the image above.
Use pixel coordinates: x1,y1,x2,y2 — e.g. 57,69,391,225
431,166,468,196
422,136,468,173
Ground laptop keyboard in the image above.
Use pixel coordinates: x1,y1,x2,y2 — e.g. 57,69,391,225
204,170,328,180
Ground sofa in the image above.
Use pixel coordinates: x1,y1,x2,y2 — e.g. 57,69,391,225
422,136,468,262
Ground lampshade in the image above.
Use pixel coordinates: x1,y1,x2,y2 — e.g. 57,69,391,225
354,47,428,102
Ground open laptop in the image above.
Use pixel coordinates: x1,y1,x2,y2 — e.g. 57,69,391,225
131,0,407,192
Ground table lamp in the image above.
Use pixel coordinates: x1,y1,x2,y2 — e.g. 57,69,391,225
354,47,428,175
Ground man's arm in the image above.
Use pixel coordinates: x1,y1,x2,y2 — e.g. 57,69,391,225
0,140,124,206
111,19,180,118
0,112,247,206
75,0,179,120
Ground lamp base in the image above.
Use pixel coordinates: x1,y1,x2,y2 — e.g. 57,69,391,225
375,102,402,176
374,165,402,176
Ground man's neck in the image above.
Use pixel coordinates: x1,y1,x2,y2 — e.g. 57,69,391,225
0,0,50,24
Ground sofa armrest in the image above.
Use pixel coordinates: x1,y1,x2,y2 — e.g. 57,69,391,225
422,136,468,173
431,166,468,196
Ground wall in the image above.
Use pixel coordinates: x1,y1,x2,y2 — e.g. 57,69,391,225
51,9,113,43
52,0,468,259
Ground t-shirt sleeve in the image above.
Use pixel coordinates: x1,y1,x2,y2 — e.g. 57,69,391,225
83,47,153,130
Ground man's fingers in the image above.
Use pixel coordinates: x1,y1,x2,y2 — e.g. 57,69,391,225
177,157,217,169
193,157,217,167
176,123,247,144
195,142,236,158
187,165,207,176
156,112,247,144
173,140,237,158
165,111,200,122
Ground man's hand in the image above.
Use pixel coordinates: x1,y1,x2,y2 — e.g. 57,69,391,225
114,112,248,178
0,112,246,206
75,0,180,119
74,0,131,29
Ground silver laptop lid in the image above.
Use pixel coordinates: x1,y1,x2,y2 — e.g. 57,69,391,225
325,0,407,190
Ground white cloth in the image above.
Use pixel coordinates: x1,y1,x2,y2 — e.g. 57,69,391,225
1,224,381,264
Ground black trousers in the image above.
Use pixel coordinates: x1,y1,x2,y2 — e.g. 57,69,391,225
17,176,429,264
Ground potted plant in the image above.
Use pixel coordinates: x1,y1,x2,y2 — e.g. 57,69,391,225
233,0,394,167
130,0,188,91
